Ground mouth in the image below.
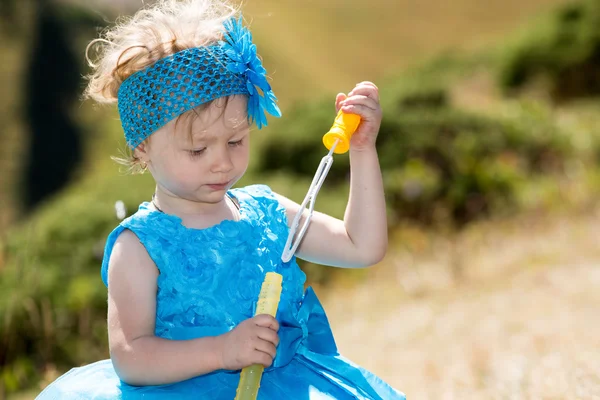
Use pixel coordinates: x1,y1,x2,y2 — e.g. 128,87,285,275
207,181,231,190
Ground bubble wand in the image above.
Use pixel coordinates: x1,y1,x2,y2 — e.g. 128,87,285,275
281,110,361,263
234,110,361,399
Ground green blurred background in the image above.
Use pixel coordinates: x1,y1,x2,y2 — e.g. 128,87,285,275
1,0,600,398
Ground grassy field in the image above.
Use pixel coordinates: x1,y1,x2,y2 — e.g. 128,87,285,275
321,206,600,399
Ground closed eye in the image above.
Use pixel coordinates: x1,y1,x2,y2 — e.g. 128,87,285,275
188,148,206,158
228,139,243,147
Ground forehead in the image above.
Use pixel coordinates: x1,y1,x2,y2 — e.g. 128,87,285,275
174,95,249,142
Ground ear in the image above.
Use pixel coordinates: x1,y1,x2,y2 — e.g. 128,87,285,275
133,141,151,163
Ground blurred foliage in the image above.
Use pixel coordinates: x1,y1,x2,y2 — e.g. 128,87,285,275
24,2,83,209
0,0,104,231
260,55,573,227
499,0,600,100
1,173,155,394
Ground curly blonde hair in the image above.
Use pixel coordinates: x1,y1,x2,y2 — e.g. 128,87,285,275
85,0,241,173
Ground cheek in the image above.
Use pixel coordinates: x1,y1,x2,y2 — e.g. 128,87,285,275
235,146,250,166
167,157,203,180
163,161,206,191
153,155,177,176
153,151,195,179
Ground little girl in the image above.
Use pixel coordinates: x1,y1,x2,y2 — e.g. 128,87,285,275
37,0,405,399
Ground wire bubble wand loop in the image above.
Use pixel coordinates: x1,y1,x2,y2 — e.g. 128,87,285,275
281,141,337,263
281,110,361,263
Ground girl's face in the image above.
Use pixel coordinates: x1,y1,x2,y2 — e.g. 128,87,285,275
139,95,250,206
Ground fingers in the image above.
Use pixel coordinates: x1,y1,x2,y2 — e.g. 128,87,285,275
355,80,378,89
256,325,280,347
254,336,278,361
353,81,379,91
335,93,347,112
348,82,379,101
339,81,381,120
253,325,279,368
254,349,275,368
253,314,279,332
222,316,282,371
341,96,382,122
341,95,379,112
336,82,378,113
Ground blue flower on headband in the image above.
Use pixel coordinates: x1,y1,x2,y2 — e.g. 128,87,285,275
221,17,281,128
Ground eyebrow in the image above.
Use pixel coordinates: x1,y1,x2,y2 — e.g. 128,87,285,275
188,122,248,144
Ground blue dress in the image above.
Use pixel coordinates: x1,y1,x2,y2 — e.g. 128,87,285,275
37,185,405,400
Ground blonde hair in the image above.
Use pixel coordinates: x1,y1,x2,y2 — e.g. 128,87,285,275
84,0,241,173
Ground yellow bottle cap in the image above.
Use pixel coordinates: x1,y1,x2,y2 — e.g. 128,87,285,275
322,110,361,154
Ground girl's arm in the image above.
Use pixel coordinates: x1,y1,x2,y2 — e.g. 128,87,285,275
106,230,224,386
276,82,387,268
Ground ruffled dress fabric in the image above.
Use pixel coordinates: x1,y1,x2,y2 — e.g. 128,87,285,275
37,185,405,400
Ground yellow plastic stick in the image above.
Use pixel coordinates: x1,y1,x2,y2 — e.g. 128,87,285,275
322,109,362,154
234,272,283,400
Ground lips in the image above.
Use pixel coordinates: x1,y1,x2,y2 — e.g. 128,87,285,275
207,180,231,190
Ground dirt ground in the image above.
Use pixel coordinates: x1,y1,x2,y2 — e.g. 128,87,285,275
321,208,600,399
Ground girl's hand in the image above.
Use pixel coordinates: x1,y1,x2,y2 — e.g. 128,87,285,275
218,314,280,370
335,81,382,151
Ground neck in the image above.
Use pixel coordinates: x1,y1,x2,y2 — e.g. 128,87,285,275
151,187,239,222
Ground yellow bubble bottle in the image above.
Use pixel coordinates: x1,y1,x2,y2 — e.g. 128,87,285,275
234,272,283,400
322,109,362,154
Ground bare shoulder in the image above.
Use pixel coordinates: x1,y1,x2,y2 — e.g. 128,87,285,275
107,229,158,353
107,229,158,291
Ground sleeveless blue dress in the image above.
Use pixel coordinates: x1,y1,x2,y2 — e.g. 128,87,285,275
37,185,405,400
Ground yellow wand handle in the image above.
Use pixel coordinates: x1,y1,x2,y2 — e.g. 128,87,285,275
234,272,283,400
322,109,362,154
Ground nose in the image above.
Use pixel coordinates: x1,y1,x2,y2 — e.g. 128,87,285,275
210,145,234,174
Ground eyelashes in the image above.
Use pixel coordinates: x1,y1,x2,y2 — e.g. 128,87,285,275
187,139,244,159
188,149,206,158
228,139,243,147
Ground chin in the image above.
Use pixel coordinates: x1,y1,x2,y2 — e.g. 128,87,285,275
201,189,229,201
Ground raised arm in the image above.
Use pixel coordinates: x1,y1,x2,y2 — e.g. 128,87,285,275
276,82,387,268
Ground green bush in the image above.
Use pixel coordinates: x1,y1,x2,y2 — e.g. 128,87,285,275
499,0,600,100
0,173,154,394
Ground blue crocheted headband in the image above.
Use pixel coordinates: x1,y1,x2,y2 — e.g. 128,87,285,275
117,17,281,149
